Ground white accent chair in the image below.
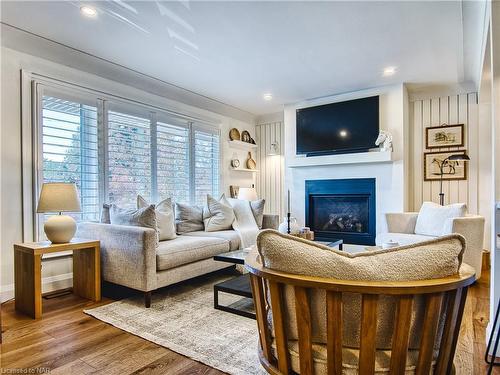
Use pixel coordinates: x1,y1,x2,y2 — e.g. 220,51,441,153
376,212,485,278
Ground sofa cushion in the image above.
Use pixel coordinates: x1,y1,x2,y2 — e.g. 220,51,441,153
183,230,241,251
376,232,436,247
156,235,229,271
109,204,157,235
257,230,465,350
175,202,204,234
414,201,466,236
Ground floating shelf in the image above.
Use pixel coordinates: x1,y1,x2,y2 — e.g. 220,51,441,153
287,150,393,168
230,167,259,173
228,140,258,150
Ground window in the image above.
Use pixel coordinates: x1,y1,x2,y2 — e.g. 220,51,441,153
156,117,190,203
41,95,99,223
107,108,152,208
193,126,220,207
36,84,221,234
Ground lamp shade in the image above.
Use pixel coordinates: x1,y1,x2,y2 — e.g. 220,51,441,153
36,183,82,213
238,187,258,201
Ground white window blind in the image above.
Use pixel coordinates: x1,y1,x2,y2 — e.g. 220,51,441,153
193,126,220,207
41,95,99,224
156,118,190,203
107,109,152,208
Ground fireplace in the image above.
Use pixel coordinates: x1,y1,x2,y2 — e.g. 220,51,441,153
305,178,376,245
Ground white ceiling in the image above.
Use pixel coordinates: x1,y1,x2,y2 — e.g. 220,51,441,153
0,1,486,115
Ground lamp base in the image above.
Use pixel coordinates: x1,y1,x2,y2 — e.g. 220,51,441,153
44,215,77,243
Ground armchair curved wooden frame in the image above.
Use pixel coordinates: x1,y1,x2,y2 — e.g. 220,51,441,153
245,253,476,375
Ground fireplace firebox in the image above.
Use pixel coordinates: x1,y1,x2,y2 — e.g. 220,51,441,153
305,178,376,245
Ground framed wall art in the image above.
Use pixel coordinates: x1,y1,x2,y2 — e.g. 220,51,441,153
425,124,464,149
423,150,467,181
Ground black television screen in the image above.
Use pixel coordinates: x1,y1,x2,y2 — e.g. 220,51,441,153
296,96,379,156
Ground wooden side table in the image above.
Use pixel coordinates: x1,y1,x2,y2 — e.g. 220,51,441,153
14,239,101,319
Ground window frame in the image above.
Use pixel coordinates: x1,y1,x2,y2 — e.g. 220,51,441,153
26,74,222,245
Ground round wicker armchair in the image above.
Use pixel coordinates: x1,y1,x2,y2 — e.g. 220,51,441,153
246,250,475,375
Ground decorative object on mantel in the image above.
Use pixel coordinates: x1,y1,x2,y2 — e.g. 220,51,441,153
429,152,471,205
229,128,240,141
426,123,464,149
246,152,256,169
36,182,82,243
229,185,239,199
249,137,256,145
374,130,393,152
424,150,468,184
230,158,240,168
241,130,251,143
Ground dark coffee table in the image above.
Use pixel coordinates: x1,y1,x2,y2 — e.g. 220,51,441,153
213,249,255,319
316,238,343,250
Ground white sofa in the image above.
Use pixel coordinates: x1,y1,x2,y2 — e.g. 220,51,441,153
376,212,485,278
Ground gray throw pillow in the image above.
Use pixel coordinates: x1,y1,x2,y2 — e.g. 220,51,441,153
175,202,204,234
109,204,157,233
100,204,111,224
250,199,265,229
203,194,235,232
137,195,176,241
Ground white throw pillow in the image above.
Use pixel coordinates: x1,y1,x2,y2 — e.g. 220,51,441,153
137,195,176,241
203,194,235,232
414,201,466,237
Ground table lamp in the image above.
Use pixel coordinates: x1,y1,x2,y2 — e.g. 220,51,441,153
238,187,258,201
36,183,82,243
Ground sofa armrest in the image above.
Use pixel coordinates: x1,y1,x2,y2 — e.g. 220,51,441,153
76,222,157,292
443,215,485,278
262,214,279,230
385,212,418,234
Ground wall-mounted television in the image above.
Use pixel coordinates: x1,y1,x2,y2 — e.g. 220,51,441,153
296,96,379,156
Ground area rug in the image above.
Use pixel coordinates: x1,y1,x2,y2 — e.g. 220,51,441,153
84,274,266,375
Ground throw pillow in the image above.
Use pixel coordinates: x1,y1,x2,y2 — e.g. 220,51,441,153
100,204,111,224
414,201,466,237
137,195,176,241
250,199,266,229
109,204,157,234
175,202,204,234
203,194,235,232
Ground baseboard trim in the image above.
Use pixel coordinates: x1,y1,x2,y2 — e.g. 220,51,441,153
1,272,73,303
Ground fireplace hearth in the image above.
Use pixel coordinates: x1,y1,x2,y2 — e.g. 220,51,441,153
305,178,376,245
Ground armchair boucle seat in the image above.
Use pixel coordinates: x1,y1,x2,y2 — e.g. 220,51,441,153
247,230,476,375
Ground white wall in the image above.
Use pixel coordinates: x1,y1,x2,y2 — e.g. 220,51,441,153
0,46,255,301
409,92,491,249
283,84,409,235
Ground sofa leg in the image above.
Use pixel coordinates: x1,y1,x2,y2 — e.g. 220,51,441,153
144,291,151,308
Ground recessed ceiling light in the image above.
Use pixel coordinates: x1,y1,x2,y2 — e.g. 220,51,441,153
339,130,348,137
383,66,397,77
80,6,97,18
263,93,273,101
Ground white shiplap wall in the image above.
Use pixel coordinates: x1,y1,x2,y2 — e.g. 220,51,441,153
410,93,479,212
255,121,284,216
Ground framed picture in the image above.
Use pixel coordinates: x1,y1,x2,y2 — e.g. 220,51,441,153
423,151,467,181
425,124,464,149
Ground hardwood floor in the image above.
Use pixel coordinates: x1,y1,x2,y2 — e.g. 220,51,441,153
0,266,498,374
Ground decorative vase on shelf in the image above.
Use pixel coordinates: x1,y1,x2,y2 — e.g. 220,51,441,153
278,217,300,235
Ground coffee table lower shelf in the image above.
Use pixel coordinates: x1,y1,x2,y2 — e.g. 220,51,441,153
213,273,255,319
